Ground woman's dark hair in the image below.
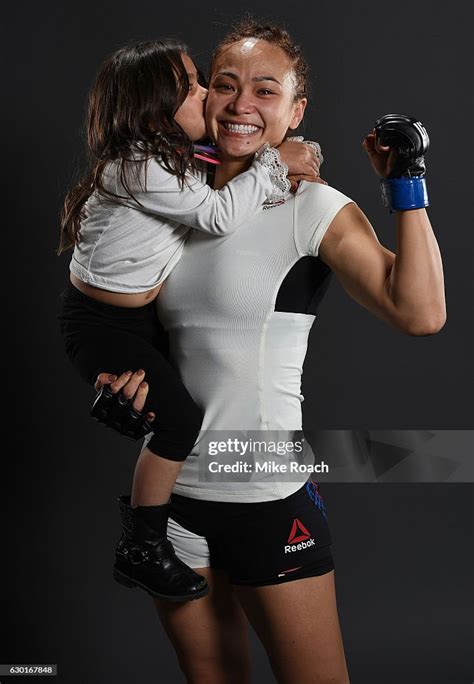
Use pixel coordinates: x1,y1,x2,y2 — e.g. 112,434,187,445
212,18,309,101
58,39,196,254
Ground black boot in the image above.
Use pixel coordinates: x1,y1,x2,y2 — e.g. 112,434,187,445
113,495,209,602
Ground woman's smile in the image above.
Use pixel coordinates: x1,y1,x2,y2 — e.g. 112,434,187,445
218,120,263,138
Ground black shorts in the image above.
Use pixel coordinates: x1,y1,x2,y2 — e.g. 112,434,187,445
168,480,334,586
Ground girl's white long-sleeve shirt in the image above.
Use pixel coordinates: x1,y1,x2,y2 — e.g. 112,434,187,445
70,155,274,293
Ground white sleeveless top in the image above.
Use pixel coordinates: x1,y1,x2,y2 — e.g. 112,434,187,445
152,181,354,502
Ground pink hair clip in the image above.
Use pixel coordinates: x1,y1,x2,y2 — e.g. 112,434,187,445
193,144,221,165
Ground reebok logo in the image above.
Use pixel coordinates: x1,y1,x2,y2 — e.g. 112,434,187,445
262,199,286,210
284,518,316,554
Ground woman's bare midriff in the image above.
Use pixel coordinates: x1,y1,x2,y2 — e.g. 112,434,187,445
70,273,163,307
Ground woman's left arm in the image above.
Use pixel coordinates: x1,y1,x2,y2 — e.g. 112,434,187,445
319,127,446,336
319,202,446,335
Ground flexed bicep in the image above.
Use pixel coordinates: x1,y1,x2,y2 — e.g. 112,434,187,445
319,202,399,328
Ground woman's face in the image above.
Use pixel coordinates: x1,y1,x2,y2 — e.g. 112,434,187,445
174,53,208,141
206,39,307,160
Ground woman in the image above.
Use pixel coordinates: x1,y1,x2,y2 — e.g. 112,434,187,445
57,39,322,602
94,19,445,684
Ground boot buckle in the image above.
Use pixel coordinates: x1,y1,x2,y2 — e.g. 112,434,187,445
129,545,149,564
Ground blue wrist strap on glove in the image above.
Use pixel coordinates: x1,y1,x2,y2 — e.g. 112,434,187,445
380,176,429,212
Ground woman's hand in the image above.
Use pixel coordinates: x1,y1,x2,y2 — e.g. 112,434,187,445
95,370,156,423
362,129,398,178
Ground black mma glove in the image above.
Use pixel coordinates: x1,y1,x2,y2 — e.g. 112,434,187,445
374,113,430,210
90,385,153,440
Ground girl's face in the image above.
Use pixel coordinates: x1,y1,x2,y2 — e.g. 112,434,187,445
206,39,307,160
174,53,208,141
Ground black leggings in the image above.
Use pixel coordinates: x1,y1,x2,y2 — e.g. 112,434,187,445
57,282,203,460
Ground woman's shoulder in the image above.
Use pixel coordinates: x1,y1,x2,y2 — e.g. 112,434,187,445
295,181,354,222
293,181,355,257
296,180,353,206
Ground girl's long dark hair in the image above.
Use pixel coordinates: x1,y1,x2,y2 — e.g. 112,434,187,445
58,39,196,254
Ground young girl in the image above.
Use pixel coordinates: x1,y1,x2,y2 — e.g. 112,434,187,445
57,39,322,603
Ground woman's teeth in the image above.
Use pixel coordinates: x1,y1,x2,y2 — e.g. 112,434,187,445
222,122,259,135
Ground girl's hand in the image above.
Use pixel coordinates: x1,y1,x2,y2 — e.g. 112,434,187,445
362,129,398,178
277,140,321,183
95,370,155,423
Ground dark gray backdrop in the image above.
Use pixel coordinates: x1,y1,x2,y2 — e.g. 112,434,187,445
3,0,473,682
